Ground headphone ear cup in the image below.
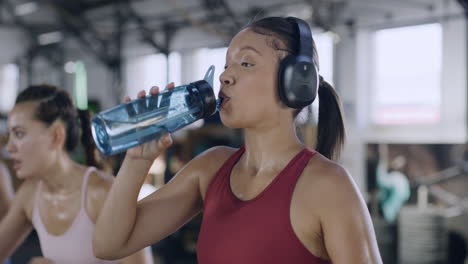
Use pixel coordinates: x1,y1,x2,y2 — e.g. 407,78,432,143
277,55,296,107
278,55,318,108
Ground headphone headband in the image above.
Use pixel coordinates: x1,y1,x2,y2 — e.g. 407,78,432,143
285,17,314,63
277,17,319,109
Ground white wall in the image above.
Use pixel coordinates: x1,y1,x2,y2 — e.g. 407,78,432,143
364,17,467,144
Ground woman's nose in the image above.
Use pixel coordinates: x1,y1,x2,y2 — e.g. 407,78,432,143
5,138,15,153
220,69,234,86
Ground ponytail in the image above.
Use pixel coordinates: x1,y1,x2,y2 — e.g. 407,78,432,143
316,78,346,161
77,109,101,169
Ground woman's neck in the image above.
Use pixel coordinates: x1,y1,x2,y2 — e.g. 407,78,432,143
242,121,304,173
40,154,84,194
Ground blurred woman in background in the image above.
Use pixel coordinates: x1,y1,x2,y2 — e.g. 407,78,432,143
0,84,151,264
0,135,14,220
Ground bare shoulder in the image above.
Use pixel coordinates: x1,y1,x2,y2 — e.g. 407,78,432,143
15,179,40,219
87,169,113,193
85,169,114,222
298,153,364,212
299,155,382,263
294,153,381,263
192,146,237,169
188,146,238,199
301,153,351,184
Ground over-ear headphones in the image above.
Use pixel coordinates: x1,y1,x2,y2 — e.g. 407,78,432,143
278,17,319,109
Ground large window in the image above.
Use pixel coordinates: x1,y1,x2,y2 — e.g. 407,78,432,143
0,64,19,114
314,32,334,85
125,53,181,97
193,47,227,98
373,23,442,125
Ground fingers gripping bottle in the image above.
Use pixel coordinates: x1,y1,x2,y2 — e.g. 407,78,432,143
91,66,220,155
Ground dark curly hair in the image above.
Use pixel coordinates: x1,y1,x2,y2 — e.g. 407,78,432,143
15,84,100,168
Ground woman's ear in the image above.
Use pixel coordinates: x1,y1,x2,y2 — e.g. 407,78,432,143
50,121,66,150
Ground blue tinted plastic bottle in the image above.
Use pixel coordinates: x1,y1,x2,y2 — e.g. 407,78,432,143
91,66,219,155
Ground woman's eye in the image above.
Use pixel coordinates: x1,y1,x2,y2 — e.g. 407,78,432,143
241,62,254,67
15,131,24,138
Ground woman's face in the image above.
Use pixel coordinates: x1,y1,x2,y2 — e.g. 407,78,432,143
218,28,293,129
6,102,56,179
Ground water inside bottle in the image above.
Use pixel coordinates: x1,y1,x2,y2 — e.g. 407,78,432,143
92,65,219,155
216,98,223,111
93,88,202,154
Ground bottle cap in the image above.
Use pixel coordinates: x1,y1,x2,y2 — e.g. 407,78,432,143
190,65,217,118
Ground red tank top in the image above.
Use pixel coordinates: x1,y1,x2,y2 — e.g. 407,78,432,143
197,146,330,264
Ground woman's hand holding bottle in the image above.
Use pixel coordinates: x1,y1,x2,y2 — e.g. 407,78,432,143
124,83,174,161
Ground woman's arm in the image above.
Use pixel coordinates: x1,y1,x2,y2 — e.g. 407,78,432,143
0,161,14,218
0,181,35,261
318,165,383,264
93,142,226,260
93,85,231,260
87,171,154,264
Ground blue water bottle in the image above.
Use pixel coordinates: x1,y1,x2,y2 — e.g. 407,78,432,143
91,66,219,155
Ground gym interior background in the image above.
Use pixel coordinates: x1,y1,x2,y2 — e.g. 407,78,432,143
0,0,467,263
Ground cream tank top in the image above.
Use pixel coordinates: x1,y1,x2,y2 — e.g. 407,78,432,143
32,167,117,264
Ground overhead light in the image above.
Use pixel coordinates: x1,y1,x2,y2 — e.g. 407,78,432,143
64,61,76,73
38,31,63,45
14,2,38,16
74,61,88,110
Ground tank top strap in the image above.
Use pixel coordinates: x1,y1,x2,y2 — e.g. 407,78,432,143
204,146,245,206
33,180,43,215
218,146,245,182
214,145,245,179
278,148,317,194
290,148,316,178
228,145,245,166
80,167,97,206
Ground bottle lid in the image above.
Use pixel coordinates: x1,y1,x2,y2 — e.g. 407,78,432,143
190,65,217,118
204,65,215,86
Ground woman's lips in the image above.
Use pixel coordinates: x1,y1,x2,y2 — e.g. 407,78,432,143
218,91,230,107
13,160,21,170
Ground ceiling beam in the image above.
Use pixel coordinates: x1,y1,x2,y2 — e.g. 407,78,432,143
3,0,38,43
457,0,468,13
124,1,171,55
200,0,241,37
48,0,141,14
349,0,434,11
44,0,116,67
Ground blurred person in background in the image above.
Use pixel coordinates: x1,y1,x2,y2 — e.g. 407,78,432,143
0,135,14,220
0,84,152,264
0,135,14,264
